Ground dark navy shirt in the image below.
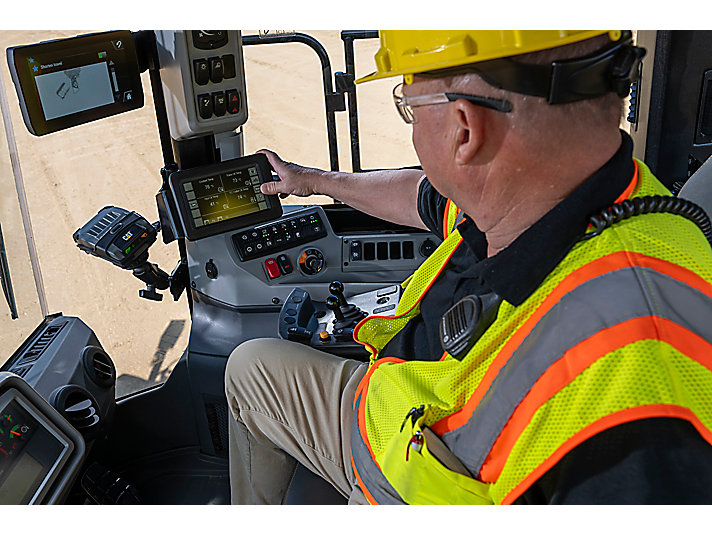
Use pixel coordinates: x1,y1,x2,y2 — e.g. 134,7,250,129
382,131,712,504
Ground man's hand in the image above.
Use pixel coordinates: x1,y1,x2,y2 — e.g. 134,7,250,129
258,149,325,199
255,148,428,230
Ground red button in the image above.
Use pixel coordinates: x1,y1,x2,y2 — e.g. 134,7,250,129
226,90,240,114
265,258,281,279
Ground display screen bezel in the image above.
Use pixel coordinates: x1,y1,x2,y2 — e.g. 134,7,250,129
7,30,144,136
169,153,283,241
0,390,73,505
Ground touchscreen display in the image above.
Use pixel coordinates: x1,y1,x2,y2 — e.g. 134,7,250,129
8,31,143,136
170,153,282,241
34,59,116,121
183,164,267,228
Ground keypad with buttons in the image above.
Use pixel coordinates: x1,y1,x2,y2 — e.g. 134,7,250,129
233,211,327,262
189,34,243,121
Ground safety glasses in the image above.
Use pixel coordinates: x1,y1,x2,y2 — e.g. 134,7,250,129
392,82,512,124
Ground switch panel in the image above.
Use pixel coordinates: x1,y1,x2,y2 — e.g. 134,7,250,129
155,30,248,140
233,210,327,262
342,234,440,273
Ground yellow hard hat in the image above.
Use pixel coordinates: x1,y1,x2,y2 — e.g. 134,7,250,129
356,30,623,85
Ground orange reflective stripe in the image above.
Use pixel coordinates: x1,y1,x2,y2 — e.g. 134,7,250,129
353,357,405,410
354,357,406,471
479,316,712,482
443,198,453,238
615,159,639,202
431,251,712,435
500,404,712,505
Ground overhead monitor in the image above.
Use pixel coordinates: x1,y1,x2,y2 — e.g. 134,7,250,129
7,30,144,136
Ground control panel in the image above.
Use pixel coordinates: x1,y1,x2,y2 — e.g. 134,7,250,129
278,281,401,356
156,30,247,140
184,205,441,308
232,210,327,262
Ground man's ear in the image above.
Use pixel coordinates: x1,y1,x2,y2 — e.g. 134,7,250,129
452,99,486,165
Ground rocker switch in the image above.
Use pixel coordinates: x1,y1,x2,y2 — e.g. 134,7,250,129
209,57,224,83
276,254,293,274
197,94,213,119
265,258,281,279
213,92,227,117
193,59,210,85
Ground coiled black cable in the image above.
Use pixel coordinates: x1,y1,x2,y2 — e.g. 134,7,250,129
582,195,712,246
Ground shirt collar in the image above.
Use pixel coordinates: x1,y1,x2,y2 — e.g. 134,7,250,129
459,130,636,306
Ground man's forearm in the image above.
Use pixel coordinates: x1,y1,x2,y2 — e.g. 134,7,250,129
313,169,428,230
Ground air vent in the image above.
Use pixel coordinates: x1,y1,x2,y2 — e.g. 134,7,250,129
12,366,31,378
50,386,101,439
18,322,67,365
82,346,116,388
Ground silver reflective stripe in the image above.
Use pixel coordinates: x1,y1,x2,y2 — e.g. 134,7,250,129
442,265,712,474
350,392,406,504
451,210,465,234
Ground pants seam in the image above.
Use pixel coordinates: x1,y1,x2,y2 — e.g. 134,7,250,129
239,406,346,469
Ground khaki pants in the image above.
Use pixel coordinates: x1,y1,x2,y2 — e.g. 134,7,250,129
224,338,369,504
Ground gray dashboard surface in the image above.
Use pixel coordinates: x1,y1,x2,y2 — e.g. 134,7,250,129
185,205,439,309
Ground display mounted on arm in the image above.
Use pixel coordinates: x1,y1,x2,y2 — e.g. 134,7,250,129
7,30,144,136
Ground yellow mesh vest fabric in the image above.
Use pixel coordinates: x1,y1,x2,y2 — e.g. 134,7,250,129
355,159,712,504
355,228,463,362
492,342,712,503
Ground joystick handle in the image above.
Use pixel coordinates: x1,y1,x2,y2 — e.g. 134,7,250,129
328,280,349,307
325,295,346,322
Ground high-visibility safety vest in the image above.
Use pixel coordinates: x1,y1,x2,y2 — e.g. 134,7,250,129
350,159,712,505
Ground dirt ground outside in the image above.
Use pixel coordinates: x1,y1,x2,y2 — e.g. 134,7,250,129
0,30,418,397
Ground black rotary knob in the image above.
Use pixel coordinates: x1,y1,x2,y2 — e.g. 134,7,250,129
298,248,325,276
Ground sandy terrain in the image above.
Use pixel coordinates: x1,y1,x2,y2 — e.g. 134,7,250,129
0,30,417,397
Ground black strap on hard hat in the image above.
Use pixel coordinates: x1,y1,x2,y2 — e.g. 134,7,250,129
423,31,646,105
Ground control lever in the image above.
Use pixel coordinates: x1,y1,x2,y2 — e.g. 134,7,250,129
329,280,349,307
278,284,402,357
325,295,346,323
327,281,367,331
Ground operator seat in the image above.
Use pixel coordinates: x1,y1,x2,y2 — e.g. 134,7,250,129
679,155,712,218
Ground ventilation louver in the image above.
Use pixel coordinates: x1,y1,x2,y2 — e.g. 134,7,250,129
9,321,67,378
18,322,67,364
82,346,116,387
51,386,101,438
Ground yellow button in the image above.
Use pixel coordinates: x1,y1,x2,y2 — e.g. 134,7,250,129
319,331,330,342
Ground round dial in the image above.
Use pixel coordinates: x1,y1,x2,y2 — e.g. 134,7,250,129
298,248,325,276
0,412,30,458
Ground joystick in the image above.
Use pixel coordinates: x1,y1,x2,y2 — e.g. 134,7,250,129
329,281,349,307
327,280,367,332
325,295,346,323
277,282,402,359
